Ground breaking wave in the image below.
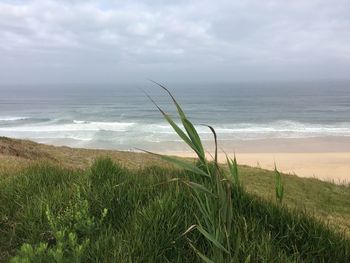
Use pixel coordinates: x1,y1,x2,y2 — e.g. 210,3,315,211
0,116,29,121
1,119,350,144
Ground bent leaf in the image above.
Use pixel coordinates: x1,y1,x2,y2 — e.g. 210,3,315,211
139,149,209,178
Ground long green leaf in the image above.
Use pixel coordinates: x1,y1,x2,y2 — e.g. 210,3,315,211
244,255,251,263
185,181,217,198
144,91,194,147
144,90,204,158
149,80,187,119
139,149,209,178
206,125,218,164
197,226,229,254
189,243,215,263
226,154,239,186
150,80,205,160
183,118,205,160
163,113,201,155
274,163,284,203
193,197,212,229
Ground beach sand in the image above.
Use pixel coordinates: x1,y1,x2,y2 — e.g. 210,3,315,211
163,137,350,183
7,136,350,183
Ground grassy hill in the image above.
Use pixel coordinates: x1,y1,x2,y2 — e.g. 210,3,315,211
1,83,349,263
0,137,349,262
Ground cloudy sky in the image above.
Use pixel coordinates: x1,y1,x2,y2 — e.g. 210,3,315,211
1,0,349,84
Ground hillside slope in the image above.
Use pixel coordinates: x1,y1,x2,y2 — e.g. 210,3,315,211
0,136,349,236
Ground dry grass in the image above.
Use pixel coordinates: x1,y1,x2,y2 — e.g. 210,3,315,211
0,136,167,171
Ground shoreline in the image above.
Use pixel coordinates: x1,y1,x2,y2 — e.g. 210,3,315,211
2,136,350,183
32,135,350,152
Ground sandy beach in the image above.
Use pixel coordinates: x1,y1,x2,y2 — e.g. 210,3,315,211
33,136,350,183
163,137,350,183
6,136,350,183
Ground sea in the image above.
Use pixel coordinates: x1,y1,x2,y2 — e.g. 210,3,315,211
1,81,350,151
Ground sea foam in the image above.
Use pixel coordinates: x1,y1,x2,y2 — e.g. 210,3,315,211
0,116,29,121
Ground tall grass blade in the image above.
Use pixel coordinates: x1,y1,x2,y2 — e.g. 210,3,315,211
138,149,210,178
143,91,200,155
205,125,218,164
274,163,284,204
226,154,239,186
193,197,212,228
189,243,215,263
197,226,230,254
183,118,205,161
244,255,251,263
150,80,205,161
185,181,216,198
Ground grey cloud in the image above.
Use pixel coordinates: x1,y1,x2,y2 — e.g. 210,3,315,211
0,0,349,84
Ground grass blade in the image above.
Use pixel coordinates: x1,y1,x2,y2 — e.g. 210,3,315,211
150,80,205,161
183,118,205,161
204,125,218,164
197,226,230,254
189,243,215,263
144,90,204,158
139,149,210,178
226,154,239,186
274,163,284,204
185,181,217,198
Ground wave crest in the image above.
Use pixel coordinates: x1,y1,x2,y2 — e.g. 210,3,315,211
0,116,29,121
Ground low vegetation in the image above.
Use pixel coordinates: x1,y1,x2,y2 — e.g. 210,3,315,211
0,85,349,262
0,158,349,262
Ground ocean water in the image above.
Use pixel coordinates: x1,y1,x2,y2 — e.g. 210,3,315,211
0,81,350,150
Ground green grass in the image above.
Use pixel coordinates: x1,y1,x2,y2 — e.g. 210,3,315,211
0,158,349,262
239,165,350,233
1,84,349,262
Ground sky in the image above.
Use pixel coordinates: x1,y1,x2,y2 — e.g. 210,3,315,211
0,0,349,84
